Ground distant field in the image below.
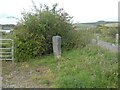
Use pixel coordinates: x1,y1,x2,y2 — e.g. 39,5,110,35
105,23,118,27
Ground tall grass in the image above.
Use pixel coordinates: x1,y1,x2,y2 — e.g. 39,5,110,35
27,45,118,88
71,29,94,48
2,44,118,88
54,45,118,88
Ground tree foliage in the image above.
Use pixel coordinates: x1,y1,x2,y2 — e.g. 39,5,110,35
12,3,74,61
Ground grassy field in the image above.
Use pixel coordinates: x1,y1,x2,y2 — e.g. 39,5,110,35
2,44,118,88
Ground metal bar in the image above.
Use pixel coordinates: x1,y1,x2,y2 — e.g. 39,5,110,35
12,40,14,63
0,39,14,62
0,52,12,54
0,31,2,89
0,48,11,50
0,59,12,60
0,39,12,41
0,43,10,44
0,55,12,57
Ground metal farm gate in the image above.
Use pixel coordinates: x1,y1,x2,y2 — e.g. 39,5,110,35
0,39,14,62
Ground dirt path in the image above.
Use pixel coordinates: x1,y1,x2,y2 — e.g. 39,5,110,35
2,61,53,88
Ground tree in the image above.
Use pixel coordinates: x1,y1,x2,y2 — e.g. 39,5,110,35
12,3,74,61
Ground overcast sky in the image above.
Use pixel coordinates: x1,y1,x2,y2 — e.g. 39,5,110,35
0,0,119,24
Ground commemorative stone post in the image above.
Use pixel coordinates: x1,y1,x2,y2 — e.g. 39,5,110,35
52,36,61,59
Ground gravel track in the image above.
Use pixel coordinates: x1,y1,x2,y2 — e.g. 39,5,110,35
92,39,119,52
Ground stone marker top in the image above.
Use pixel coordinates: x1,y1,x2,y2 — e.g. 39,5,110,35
53,36,61,38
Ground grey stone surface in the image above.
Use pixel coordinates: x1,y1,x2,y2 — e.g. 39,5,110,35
52,36,61,59
96,34,99,44
91,39,97,45
97,40,119,52
91,39,119,52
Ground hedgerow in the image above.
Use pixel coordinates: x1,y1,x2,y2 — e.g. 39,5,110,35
12,3,75,61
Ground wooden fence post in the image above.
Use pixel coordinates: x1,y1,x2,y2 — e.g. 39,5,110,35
116,33,119,45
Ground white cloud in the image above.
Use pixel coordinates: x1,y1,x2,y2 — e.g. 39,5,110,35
0,0,119,24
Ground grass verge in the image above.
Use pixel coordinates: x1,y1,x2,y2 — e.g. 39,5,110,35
2,44,118,88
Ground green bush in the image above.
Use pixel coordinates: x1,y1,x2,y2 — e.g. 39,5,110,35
107,27,118,38
97,25,118,38
72,30,94,48
12,3,74,61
